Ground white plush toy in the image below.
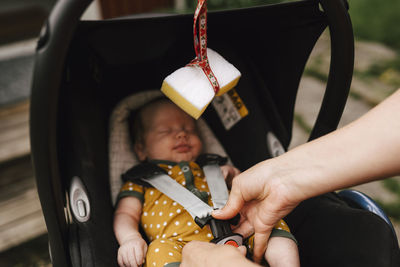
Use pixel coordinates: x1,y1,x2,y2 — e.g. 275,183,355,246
160,1,241,119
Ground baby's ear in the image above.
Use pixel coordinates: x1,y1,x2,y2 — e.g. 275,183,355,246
134,142,147,162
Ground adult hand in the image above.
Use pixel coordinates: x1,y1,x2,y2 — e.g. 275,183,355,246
213,88,400,262
208,89,400,264
117,234,148,267
181,241,257,267
213,160,303,263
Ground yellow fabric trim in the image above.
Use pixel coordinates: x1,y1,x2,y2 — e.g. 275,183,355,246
118,181,145,203
120,181,144,194
274,219,291,233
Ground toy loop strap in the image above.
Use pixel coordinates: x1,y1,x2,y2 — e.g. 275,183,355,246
187,0,220,94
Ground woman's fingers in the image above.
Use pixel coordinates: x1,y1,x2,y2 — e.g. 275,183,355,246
238,245,247,256
212,183,244,220
117,251,124,267
232,219,254,238
252,232,271,263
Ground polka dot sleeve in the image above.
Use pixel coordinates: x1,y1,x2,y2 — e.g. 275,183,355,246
117,181,145,204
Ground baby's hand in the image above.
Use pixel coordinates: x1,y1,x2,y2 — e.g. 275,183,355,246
117,234,148,267
220,165,241,188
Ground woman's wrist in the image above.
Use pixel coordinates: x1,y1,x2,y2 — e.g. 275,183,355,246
263,157,308,203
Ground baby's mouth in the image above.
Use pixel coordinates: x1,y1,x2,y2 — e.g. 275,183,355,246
174,144,191,153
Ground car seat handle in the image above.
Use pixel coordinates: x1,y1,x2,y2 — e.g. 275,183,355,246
37,0,93,52
31,1,94,267
309,0,354,140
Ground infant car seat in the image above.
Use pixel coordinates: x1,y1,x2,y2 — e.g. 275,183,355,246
30,0,399,266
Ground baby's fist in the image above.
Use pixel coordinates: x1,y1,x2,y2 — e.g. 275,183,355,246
220,165,241,188
117,235,147,267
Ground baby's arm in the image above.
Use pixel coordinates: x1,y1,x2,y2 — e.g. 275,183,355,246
265,237,300,267
114,197,147,267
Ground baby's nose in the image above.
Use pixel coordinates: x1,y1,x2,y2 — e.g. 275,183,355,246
176,129,187,138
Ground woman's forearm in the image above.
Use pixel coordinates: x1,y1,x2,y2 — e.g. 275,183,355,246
274,88,400,201
212,89,400,262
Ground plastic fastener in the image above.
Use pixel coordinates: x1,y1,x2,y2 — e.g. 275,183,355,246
77,199,87,217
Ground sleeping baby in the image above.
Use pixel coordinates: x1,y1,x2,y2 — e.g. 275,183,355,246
113,97,299,267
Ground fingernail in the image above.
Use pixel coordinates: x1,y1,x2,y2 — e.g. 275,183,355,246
212,210,222,216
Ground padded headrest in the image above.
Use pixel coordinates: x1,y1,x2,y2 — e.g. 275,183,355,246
109,90,229,205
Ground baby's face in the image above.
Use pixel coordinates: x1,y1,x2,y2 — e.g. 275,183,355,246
135,102,203,162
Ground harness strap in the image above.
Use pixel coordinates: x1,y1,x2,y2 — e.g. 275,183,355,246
121,154,243,245
203,164,229,210
178,161,208,203
197,154,229,210
141,173,213,220
122,154,230,221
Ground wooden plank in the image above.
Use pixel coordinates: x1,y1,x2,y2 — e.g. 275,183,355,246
0,6,48,45
0,100,30,164
0,156,47,252
0,210,47,252
0,171,34,203
0,188,43,226
0,155,33,187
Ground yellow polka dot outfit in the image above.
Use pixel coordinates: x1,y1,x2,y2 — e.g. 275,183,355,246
118,160,293,267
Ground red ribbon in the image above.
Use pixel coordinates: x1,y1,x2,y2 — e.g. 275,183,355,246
187,0,220,94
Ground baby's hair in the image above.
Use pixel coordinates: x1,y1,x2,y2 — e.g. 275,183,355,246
127,96,171,148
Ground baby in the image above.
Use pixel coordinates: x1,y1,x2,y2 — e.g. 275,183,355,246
113,98,299,267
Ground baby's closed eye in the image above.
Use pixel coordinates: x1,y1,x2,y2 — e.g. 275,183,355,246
157,128,172,134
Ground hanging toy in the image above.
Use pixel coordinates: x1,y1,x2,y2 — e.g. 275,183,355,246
161,0,241,119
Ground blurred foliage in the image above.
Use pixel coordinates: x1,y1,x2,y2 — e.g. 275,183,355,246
183,0,400,50
383,179,400,197
356,57,400,87
349,0,400,50
185,0,285,10
377,179,400,221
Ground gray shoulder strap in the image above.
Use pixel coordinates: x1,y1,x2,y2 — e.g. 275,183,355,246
141,174,213,220
202,164,229,210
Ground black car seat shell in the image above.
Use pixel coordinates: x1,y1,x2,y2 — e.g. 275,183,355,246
30,0,399,266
